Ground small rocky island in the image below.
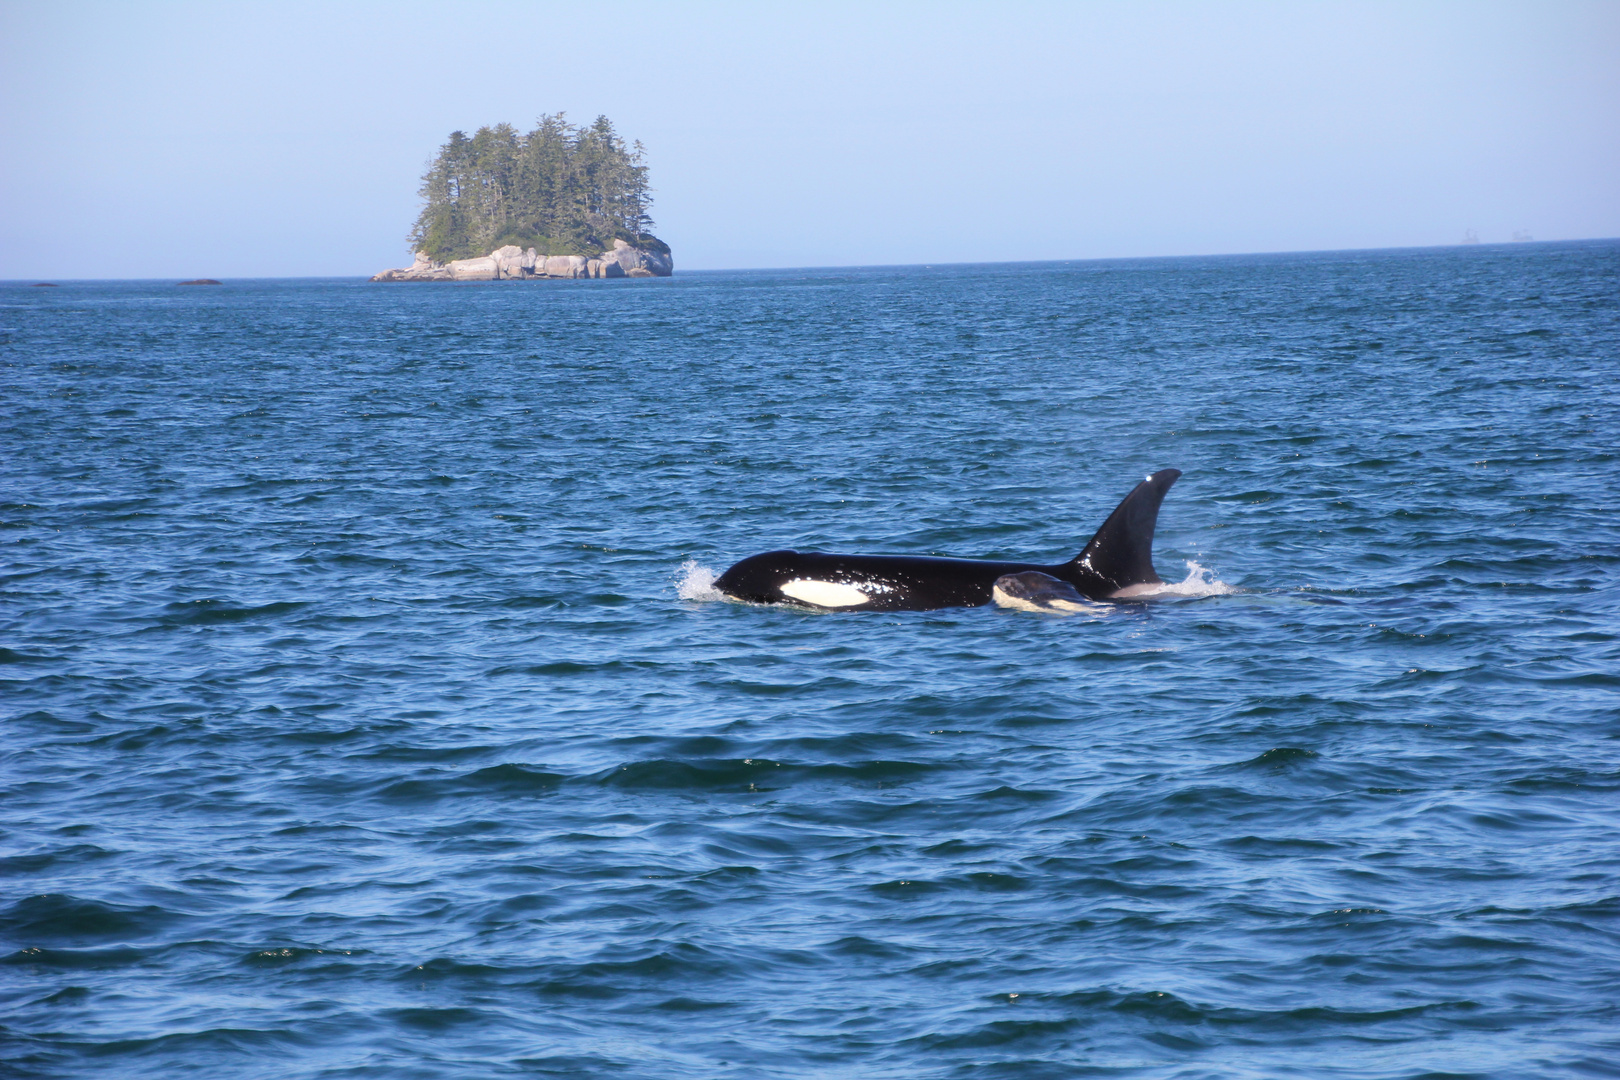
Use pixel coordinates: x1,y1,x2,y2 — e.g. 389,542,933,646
372,114,672,283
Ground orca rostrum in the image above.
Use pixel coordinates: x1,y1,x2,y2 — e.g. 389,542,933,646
714,469,1182,612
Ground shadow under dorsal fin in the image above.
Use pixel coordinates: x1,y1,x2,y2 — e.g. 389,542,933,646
1067,469,1181,595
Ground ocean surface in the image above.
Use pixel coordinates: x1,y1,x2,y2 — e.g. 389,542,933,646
2,242,1617,1079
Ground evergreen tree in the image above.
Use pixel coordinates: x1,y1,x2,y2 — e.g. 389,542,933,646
409,114,660,261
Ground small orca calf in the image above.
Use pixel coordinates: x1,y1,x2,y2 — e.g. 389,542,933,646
991,571,1101,614
714,468,1181,612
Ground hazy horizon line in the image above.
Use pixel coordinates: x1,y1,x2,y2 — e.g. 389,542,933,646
6,236,1615,284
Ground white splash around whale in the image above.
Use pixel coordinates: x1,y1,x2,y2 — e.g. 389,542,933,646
675,560,725,601
1139,560,1236,598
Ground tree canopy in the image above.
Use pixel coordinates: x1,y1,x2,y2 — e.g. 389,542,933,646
409,114,661,261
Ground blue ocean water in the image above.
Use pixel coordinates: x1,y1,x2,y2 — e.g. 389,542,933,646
2,242,1618,1079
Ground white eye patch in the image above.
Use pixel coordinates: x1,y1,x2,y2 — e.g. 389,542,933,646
780,579,870,607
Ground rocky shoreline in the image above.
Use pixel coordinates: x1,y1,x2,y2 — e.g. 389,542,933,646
371,239,671,282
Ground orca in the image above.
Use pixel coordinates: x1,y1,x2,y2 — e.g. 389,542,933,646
991,571,1101,614
713,469,1182,612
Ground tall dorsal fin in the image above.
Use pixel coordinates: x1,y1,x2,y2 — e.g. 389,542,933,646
1067,469,1181,595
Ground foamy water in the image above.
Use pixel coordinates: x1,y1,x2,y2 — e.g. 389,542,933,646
1138,559,1237,598
675,558,725,601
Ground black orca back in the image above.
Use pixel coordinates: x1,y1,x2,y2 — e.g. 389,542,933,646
712,468,1184,609
1066,469,1181,596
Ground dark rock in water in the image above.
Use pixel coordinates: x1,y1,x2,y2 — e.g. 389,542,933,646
178,279,222,286
31,282,57,287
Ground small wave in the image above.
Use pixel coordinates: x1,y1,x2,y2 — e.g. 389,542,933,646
675,559,725,601
1139,560,1236,598
242,946,360,966
157,599,307,626
0,894,179,943
376,763,565,802
3,945,154,970
1236,747,1322,770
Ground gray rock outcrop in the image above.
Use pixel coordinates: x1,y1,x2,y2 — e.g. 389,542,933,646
372,242,671,282
545,255,590,279
602,238,673,277
447,255,498,281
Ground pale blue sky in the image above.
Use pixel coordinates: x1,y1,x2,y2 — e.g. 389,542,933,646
1,1,1615,278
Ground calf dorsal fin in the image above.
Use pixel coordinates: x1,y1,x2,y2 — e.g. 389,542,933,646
1067,469,1180,596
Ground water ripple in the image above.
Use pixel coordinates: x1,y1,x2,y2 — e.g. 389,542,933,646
2,245,1617,1078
